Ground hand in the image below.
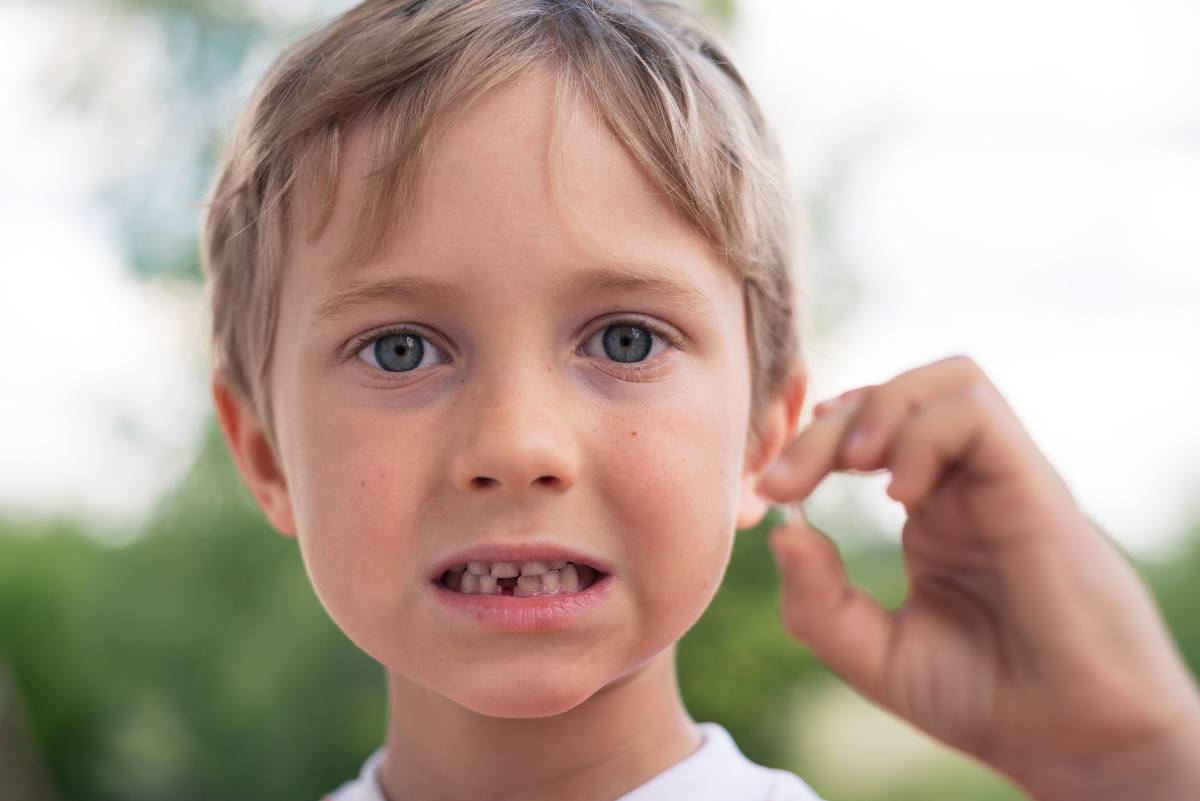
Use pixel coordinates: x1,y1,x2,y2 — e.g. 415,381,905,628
757,354,1200,800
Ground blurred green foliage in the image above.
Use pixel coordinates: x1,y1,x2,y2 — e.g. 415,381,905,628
0,425,383,800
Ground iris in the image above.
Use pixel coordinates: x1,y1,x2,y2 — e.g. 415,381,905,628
602,324,652,363
375,333,424,372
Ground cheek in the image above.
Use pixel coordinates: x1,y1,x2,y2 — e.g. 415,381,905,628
293,386,442,526
287,397,436,653
595,382,746,605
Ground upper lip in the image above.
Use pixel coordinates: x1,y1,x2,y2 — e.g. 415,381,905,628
428,542,614,582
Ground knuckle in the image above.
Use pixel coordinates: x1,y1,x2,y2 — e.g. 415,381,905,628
948,353,984,377
850,384,884,417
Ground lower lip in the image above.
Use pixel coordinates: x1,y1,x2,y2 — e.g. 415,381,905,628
428,573,616,633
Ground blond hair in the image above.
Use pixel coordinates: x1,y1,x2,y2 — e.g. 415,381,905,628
202,0,803,457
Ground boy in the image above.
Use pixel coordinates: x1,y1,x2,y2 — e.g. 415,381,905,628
201,1,1200,799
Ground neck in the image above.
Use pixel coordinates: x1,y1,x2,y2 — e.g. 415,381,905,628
378,647,701,801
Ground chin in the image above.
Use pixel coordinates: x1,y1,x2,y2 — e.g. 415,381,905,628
454,675,599,719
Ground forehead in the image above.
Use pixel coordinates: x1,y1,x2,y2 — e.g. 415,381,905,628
286,67,739,316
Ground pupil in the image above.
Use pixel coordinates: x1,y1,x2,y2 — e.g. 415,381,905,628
602,324,652,363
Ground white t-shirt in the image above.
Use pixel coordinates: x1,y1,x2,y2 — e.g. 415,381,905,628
323,721,828,801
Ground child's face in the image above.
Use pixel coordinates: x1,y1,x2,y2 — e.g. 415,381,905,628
219,67,797,717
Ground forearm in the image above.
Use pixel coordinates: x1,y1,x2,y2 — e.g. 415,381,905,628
1020,712,1200,801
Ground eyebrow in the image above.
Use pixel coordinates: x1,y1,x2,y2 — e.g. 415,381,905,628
559,265,716,317
314,276,465,324
312,263,717,325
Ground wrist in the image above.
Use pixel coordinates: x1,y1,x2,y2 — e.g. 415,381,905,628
1021,706,1200,801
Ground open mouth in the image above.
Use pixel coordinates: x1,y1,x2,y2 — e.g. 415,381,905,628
436,560,604,597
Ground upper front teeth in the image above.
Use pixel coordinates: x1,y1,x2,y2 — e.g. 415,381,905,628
465,560,569,578
442,560,594,596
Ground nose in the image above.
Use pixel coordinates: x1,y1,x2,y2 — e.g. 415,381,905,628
448,362,581,498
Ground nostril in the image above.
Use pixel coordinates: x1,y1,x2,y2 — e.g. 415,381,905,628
470,476,497,488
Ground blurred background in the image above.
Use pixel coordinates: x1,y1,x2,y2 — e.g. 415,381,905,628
2,0,1198,798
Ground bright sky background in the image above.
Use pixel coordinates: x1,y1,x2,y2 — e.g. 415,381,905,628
2,0,1198,558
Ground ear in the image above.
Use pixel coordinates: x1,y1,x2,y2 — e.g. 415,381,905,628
211,372,298,537
736,365,807,530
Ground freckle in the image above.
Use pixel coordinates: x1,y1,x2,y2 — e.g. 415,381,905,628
631,430,638,437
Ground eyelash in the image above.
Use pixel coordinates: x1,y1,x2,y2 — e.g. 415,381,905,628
345,314,682,378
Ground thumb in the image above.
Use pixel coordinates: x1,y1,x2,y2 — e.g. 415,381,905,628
769,505,895,707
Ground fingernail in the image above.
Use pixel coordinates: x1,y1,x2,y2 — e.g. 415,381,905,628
818,395,847,411
764,460,792,484
769,536,792,571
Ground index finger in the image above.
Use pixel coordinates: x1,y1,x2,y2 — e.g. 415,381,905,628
756,397,865,503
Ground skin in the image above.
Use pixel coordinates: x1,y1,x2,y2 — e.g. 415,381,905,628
212,66,804,801
212,64,1200,801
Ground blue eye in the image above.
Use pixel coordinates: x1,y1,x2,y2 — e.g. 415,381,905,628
601,323,653,363
355,330,448,373
374,333,422,372
581,316,676,366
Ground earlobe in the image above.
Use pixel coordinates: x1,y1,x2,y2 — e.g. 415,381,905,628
735,367,807,531
735,477,771,531
211,373,298,537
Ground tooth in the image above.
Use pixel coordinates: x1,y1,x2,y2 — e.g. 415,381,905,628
460,572,480,594
490,562,520,578
478,575,498,594
562,563,579,593
548,560,567,570
516,575,541,597
520,561,548,576
467,561,490,576
542,569,560,593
